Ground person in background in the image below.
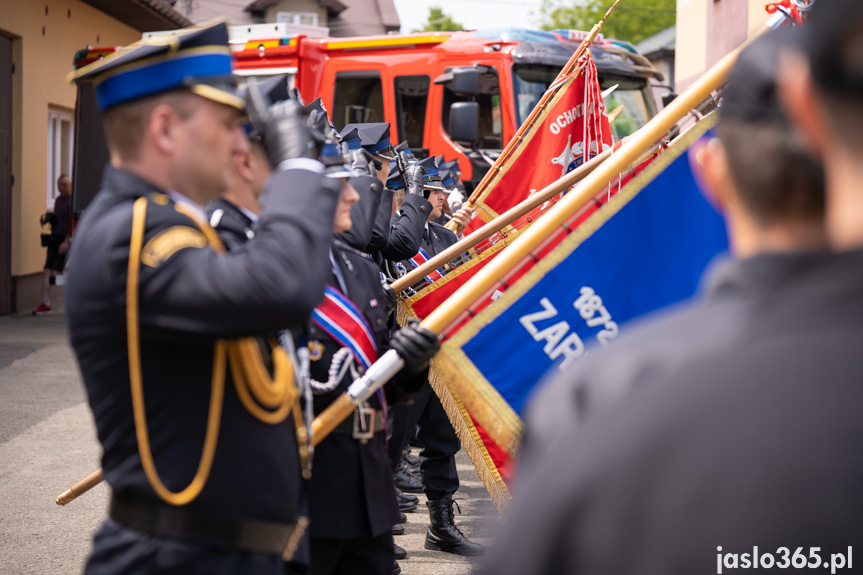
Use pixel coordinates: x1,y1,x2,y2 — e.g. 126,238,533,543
33,174,72,315
391,161,483,558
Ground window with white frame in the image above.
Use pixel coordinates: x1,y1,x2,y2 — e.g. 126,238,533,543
47,107,73,209
276,11,319,27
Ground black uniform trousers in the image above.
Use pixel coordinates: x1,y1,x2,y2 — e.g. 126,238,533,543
389,383,460,498
388,220,462,499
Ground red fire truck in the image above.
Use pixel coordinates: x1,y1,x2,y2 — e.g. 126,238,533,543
73,25,661,210
226,24,662,188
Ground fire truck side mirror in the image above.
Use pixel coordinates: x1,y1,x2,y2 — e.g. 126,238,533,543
449,102,479,145
451,68,480,96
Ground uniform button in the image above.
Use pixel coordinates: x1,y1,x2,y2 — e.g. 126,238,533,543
421,206,426,212
377,318,384,326
371,183,379,191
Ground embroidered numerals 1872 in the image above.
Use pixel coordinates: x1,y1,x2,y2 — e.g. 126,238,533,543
573,286,618,345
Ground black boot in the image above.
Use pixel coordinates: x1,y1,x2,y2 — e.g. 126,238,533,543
424,494,485,556
392,522,405,536
396,486,419,505
393,560,401,575
393,458,423,493
397,498,417,513
403,445,420,466
394,542,407,560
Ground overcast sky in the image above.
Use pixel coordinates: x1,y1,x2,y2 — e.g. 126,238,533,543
393,0,548,34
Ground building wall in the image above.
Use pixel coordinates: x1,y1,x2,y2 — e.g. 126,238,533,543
674,0,769,91
0,0,139,311
265,0,328,27
178,0,255,25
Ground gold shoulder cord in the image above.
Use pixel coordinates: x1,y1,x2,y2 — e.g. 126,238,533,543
128,197,308,507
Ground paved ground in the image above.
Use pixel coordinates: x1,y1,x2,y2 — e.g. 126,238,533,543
0,306,499,574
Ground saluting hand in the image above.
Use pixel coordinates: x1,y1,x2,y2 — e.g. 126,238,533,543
403,165,426,197
347,149,375,177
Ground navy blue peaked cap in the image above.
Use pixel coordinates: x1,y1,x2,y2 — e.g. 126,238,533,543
339,126,363,151
443,159,461,177
70,21,243,111
387,164,405,190
806,0,863,95
418,156,447,190
418,156,439,178
440,168,454,188
341,123,391,154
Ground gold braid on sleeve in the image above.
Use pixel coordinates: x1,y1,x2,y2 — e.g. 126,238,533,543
127,197,306,507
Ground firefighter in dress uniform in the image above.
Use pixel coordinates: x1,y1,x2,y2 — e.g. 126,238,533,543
390,157,484,557
302,137,440,574
66,22,339,575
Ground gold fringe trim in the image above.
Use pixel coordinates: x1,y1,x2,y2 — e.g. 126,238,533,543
435,342,523,454
428,355,511,513
396,301,416,327
398,300,511,510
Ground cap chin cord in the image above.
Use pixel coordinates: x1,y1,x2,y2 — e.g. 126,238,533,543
128,197,306,506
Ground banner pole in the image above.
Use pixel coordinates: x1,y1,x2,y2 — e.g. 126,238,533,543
444,0,623,231
56,469,104,505
392,147,614,293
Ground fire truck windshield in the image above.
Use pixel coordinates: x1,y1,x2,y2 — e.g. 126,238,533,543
512,64,653,141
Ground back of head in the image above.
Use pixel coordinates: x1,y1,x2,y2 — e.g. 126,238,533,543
803,0,863,152
719,29,824,225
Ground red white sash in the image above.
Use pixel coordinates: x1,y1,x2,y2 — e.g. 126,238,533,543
408,247,445,284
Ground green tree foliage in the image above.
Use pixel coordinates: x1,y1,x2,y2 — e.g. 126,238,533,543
536,0,675,45
414,6,464,32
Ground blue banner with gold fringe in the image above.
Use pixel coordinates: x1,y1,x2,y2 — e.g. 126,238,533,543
432,115,728,461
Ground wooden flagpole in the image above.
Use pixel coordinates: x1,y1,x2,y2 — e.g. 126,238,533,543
392,147,612,293
444,0,622,232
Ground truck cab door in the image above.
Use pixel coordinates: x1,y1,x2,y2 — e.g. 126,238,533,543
430,63,506,192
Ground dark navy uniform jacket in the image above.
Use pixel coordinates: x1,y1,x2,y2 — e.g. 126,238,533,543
337,174,385,255
307,202,426,539
66,164,337,574
383,194,432,261
206,197,256,251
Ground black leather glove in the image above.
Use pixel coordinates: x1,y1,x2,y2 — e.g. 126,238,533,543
244,78,315,165
402,164,426,197
306,109,333,158
390,323,440,374
262,100,318,165
347,149,374,176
